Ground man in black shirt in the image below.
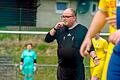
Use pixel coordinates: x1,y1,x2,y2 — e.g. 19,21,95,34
45,8,99,80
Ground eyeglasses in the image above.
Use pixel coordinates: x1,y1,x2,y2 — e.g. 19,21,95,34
61,15,73,18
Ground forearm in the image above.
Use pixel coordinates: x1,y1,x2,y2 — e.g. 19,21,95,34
45,32,56,42
86,10,107,39
49,28,57,36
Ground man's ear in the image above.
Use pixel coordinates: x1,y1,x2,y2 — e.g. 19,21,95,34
74,17,77,21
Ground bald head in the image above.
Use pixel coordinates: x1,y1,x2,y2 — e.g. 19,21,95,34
63,8,76,17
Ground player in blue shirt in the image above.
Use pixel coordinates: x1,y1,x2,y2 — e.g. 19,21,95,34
107,1,120,80
19,43,37,80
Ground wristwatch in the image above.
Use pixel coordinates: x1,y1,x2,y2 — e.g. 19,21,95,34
53,27,57,31
93,56,97,60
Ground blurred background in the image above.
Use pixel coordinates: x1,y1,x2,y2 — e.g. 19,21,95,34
0,0,108,80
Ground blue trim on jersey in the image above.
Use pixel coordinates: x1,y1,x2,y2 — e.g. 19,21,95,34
117,7,120,29
107,41,120,80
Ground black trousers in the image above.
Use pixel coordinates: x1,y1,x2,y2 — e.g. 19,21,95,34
57,65,85,80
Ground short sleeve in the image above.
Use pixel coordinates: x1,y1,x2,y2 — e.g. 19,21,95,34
21,50,24,58
33,51,37,60
98,0,108,12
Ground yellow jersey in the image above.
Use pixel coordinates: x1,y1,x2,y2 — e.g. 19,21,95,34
90,37,108,67
99,0,117,34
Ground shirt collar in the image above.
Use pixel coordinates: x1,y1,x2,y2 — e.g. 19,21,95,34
68,22,79,30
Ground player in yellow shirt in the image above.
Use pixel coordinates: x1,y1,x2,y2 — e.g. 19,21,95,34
90,33,108,80
98,0,116,80
80,0,116,80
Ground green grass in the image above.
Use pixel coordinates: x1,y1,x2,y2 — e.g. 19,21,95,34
38,28,52,32
0,26,8,30
37,56,57,64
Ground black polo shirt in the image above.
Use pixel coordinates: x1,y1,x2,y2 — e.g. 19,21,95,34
45,24,88,68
